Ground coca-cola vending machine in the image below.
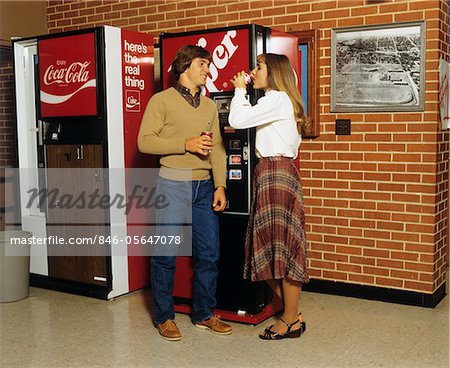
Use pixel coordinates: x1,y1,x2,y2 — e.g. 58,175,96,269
13,26,155,299
160,24,301,323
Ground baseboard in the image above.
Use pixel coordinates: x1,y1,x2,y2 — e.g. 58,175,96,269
30,273,447,308
302,278,446,308
30,273,111,300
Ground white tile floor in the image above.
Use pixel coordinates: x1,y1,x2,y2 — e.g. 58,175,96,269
1,277,448,368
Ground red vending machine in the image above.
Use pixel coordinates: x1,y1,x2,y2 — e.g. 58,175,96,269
13,26,155,299
160,24,301,323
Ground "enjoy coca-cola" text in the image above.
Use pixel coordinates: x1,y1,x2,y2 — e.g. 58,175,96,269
43,61,92,85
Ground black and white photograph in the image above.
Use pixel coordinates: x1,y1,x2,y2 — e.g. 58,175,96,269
331,21,426,112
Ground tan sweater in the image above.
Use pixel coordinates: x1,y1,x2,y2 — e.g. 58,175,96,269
137,87,226,188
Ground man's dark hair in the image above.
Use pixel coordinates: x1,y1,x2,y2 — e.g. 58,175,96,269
171,45,212,81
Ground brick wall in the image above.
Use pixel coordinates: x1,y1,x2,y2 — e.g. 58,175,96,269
0,46,17,168
47,0,449,296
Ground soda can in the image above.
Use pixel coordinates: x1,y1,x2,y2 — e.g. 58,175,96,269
244,72,253,84
201,131,212,154
201,131,213,138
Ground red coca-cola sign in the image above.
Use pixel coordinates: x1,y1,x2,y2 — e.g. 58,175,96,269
39,33,97,117
161,29,250,94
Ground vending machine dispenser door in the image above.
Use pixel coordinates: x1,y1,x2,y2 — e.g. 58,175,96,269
45,144,108,286
212,93,255,215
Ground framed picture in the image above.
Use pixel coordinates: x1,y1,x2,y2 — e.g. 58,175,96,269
331,21,426,112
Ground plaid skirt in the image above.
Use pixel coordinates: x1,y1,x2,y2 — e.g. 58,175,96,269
243,156,309,283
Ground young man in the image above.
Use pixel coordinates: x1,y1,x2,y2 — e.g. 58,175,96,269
137,45,231,341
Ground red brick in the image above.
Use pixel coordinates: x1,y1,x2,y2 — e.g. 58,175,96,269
311,260,336,270
166,11,186,20
263,7,286,16
186,8,204,17
301,12,323,22
349,274,375,284
410,0,440,10
158,3,176,12
80,8,94,16
312,1,336,11
337,17,364,27
227,2,249,11
71,16,87,25
405,262,434,272
286,4,310,13
310,243,335,253
55,4,70,12
351,256,375,266
380,2,408,13
378,143,406,152
95,5,112,13
364,266,389,277
121,8,138,18
337,264,362,273
376,277,403,288
323,270,348,281
178,18,196,27
324,253,349,262
324,9,349,19
391,269,419,280
113,2,129,11
405,281,434,293
395,11,425,22
351,6,378,16
405,224,435,234
336,245,361,255
366,14,394,25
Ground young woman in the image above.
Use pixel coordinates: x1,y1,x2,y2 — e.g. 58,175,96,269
229,53,309,340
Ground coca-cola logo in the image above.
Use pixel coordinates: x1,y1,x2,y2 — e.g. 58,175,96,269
128,96,138,105
38,32,97,117
126,90,141,112
43,60,92,86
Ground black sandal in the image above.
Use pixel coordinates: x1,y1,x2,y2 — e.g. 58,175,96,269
259,314,306,340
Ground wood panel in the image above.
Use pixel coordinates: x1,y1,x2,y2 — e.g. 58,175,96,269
46,144,108,286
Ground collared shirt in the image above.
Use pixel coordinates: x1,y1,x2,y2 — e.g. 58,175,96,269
174,82,201,108
229,88,301,159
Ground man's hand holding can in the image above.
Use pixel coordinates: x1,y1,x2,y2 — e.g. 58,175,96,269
201,131,213,154
184,132,213,156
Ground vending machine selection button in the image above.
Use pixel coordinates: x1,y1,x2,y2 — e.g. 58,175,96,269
229,140,241,150
229,154,242,165
229,169,242,180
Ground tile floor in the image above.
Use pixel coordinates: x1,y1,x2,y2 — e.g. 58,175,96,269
1,277,448,368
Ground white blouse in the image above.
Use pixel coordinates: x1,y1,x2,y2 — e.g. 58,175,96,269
228,88,301,159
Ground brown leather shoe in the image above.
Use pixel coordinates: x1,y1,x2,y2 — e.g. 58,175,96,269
194,314,232,335
156,319,182,341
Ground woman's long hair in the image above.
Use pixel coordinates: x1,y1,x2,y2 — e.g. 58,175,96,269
259,53,310,136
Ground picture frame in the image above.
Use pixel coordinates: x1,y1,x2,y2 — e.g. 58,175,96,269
330,21,426,112
290,29,320,137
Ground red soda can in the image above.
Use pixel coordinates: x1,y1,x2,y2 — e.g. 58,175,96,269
201,131,213,138
244,72,253,84
201,131,212,153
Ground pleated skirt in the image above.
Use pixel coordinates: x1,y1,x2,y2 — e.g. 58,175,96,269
243,156,309,283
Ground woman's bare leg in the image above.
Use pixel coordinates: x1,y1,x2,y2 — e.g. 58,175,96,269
264,278,303,335
266,279,283,306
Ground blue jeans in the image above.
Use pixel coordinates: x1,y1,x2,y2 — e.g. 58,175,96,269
151,178,220,324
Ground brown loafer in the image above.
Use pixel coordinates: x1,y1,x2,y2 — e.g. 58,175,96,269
156,319,182,341
194,314,232,335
